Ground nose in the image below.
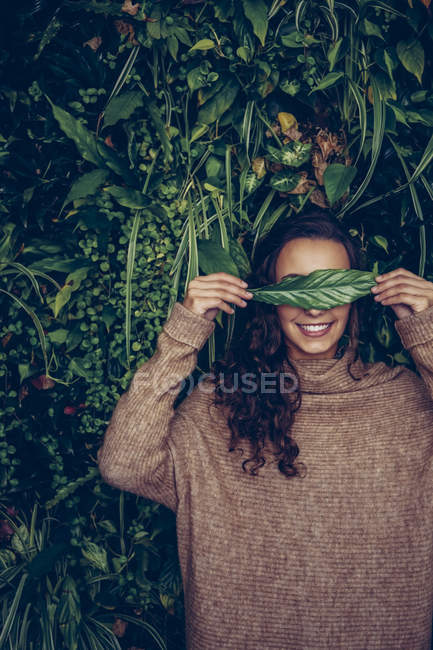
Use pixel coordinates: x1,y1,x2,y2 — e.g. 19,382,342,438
304,308,326,317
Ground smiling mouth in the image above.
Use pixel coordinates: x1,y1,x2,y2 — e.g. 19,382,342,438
296,322,334,335
297,323,333,326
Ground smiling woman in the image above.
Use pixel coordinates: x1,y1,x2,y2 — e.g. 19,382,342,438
210,208,367,478
98,208,433,649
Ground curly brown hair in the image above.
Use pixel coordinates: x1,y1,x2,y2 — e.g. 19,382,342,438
208,208,369,480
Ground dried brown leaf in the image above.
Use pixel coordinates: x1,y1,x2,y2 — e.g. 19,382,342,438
309,188,328,208
83,36,102,51
122,0,140,15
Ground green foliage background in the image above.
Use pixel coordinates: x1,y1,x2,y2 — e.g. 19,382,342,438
1,0,433,647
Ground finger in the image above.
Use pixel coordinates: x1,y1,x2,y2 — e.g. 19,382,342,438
372,277,429,293
376,267,421,282
372,278,432,296
192,273,248,288
190,288,250,308
378,292,427,307
191,283,253,300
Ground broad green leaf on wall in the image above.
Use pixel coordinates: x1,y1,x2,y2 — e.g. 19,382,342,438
63,169,109,206
103,185,149,209
323,164,357,206
187,66,209,92
265,141,312,167
396,38,424,84
103,91,144,128
241,0,269,46
244,169,265,193
228,235,252,278
387,102,409,126
411,90,428,103
361,18,385,41
248,269,376,309
189,39,216,52
52,284,73,318
280,79,301,96
269,170,300,192
65,267,91,292
206,155,224,178
190,124,209,143
196,77,240,125
310,71,344,93
197,238,240,277
405,109,433,126
237,46,253,63
47,329,68,345
279,29,304,48
370,234,389,254
167,34,179,61
327,38,346,71
47,97,105,167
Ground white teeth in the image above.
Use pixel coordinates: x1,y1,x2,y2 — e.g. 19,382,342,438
299,324,331,332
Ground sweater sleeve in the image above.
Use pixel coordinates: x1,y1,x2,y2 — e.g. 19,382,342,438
97,301,216,512
394,304,433,401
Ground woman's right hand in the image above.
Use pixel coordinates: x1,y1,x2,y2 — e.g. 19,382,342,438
182,272,254,322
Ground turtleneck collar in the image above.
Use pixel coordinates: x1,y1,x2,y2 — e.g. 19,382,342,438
281,344,405,394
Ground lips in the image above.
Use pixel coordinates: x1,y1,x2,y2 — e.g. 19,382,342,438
296,322,334,337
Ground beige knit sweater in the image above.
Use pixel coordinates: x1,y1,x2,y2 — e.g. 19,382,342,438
97,301,433,650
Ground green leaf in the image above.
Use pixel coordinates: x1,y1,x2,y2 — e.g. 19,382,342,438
280,30,304,48
241,0,268,46
387,102,409,126
323,164,357,206
248,269,376,309
64,169,109,206
81,541,109,572
104,185,148,209
266,141,312,167
64,267,91,292
47,97,105,167
53,285,73,318
196,77,240,125
405,109,433,126
269,170,300,192
197,238,240,277
187,66,208,92
228,235,252,279
47,329,68,345
327,38,344,72
371,234,389,254
167,34,179,61
103,91,144,128
68,357,88,379
189,39,216,51
361,18,385,41
396,38,424,84
310,71,344,93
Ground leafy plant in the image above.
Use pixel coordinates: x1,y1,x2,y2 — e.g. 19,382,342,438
248,269,377,309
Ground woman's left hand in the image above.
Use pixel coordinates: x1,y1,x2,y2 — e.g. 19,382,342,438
371,267,433,319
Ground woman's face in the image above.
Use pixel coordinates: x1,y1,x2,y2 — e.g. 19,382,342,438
274,237,352,360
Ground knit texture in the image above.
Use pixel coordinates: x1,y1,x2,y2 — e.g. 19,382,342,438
97,301,433,649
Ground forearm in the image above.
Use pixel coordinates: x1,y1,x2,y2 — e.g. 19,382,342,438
97,302,215,508
394,304,433,399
